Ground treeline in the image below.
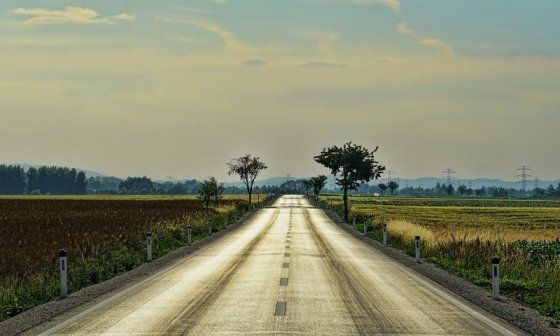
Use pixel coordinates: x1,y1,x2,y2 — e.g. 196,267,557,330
0,165,87,195
353,181,560,199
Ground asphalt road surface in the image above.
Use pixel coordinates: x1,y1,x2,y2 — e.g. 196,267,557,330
35,195,526,335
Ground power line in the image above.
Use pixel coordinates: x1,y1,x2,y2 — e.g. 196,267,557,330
515,166,531,191
441,168,456,186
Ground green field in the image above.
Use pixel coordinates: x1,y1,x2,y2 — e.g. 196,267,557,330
322,196,560,322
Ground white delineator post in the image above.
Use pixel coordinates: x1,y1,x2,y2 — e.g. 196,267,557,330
146,232,152,262
188,226,192,246
352,217,356,228
415,236,421,263
492,257,500,300
224,217,228,229
382,224,388,245
59,249,68,299
363,221,367,236
208,220,213,235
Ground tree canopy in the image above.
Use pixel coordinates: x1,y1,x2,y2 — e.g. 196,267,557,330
314,142,384,221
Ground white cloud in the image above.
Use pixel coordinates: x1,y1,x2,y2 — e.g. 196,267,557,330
114,13,136,21
419,38,454,56
13,7,110,25
396,22,415,36
353,0,400,11
177,19,242,51
397,22,455,56
296,30,339,55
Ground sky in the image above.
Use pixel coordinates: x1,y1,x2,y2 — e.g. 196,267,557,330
1,1,559,181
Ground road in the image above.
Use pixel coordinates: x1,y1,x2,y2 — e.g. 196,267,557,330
35,195,525,335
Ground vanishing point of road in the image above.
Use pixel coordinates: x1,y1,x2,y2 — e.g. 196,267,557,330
34,195,526,335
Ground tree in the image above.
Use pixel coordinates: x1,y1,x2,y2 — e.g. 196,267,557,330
458,185,468,197
388,181,399,196
310,175,328,201
314,142,384,221
119,177,154,194
475,186,487,197
198,176,225,207
443,184,455,195
227,154,267,209
26,167,39,194
301,179,312,196
0,165,26,195
378,183,388,196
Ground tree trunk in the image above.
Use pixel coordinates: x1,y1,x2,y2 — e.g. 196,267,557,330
249,190,253,211
343,188,349,222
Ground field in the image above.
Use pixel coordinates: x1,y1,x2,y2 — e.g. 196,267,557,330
0,195,267,321
321,196,560,322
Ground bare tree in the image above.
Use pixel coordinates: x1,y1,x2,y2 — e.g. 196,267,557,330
227,154,268,209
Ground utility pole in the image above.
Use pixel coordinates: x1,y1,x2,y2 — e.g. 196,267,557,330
441,168,456,186
515,166,531,191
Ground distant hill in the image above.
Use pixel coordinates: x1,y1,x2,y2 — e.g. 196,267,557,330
12,164,106,178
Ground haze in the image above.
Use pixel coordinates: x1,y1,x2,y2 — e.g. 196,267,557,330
1,1,559,181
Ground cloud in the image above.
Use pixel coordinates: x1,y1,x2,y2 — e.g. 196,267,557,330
114,13,136,21
326,0,400,11
397,22,454,56
241,59,267,66
419,38,454,56
13,7,110,25
175,19,243,51
299,61,347,68
295,30,339,55
353,0,400,11
396,22,415,36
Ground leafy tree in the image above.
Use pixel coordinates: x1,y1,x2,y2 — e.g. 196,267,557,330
465,188,473,197
475,186,487,197
26,167,39,193
458,185,468,197
227,154,267,209
377,183,388,196
0,165,26,194
119,177,154,194
388,181,399,196
310,175,328,201
443,184,455,195
301,179,312,196
198,176,225,207
314,142,384,221
493,187,508,198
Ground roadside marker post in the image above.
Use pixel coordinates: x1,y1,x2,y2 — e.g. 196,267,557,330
363,221,367,236
382,224,388,245
492,257,500,300
188,226,192,245
352,217,356,229
224,218,228,229
415,236,421,263
146,233,153,262
59,249,68,299
208,220,213,235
